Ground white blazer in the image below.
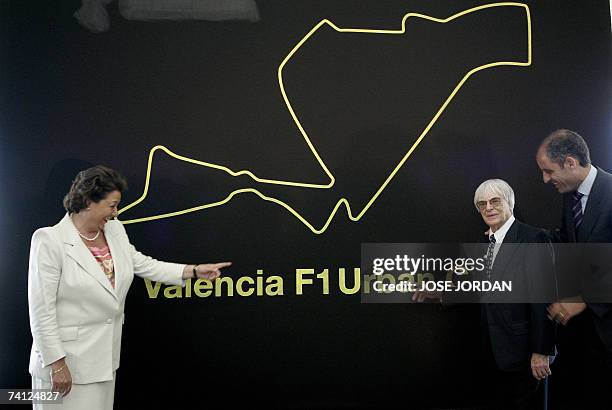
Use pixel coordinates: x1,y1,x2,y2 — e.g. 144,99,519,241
28,213,185,384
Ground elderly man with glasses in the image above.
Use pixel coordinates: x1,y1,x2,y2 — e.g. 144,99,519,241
473,179,557,410
415,178,556,410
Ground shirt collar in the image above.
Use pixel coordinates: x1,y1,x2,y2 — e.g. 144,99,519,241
577,165,597,197
486,214,515,244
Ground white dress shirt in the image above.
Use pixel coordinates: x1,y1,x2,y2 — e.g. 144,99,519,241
576,164,597,211
486,214,516,266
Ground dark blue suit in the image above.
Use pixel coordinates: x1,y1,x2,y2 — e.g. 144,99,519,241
552,166,612,410
481,220,556,371
477,220,556,410
558,167,612,349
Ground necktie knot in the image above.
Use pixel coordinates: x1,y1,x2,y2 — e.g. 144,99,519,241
572,191,584,202
572,191,584,230
489,234,496,244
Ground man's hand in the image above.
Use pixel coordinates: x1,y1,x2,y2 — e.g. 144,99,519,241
530,353,551,380
411,289,442,303
547,301,587,326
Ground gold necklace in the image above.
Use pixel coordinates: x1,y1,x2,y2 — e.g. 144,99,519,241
78,230,100,241
71,215,100,241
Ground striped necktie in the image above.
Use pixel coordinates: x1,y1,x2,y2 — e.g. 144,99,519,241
485,234,496,280
572,191,584,230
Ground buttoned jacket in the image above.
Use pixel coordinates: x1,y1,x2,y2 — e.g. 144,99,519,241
28,214,185,383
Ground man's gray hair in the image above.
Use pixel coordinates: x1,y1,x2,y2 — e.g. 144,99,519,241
474,179,515,212
541,129,591,167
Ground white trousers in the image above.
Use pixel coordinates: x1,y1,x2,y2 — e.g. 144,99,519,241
31,372,116,410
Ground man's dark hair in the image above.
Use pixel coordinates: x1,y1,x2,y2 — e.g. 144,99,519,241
63,165,128,213
541,129,591,167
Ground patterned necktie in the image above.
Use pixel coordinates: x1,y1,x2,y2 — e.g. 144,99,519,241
485,234,496,280
572,191,584,230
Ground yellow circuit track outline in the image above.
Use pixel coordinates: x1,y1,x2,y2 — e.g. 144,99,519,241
118,2,532,234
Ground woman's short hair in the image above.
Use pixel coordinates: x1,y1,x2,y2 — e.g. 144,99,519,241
63,165,128,213
473,179,515,212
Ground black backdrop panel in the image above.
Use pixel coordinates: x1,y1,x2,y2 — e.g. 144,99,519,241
1,1,610,408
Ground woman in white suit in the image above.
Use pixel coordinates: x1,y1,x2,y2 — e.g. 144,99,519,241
28,165,231,409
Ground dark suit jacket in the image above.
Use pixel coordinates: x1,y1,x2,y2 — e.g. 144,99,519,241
481,220,557,371
558,167,612,349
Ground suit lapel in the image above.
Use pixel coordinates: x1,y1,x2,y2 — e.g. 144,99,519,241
563,194,577,242
103,224,124,293
578,170,606,242
491,221,521,278
57,214,117,300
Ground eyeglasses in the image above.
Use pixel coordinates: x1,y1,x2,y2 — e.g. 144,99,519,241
476,197,503,212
